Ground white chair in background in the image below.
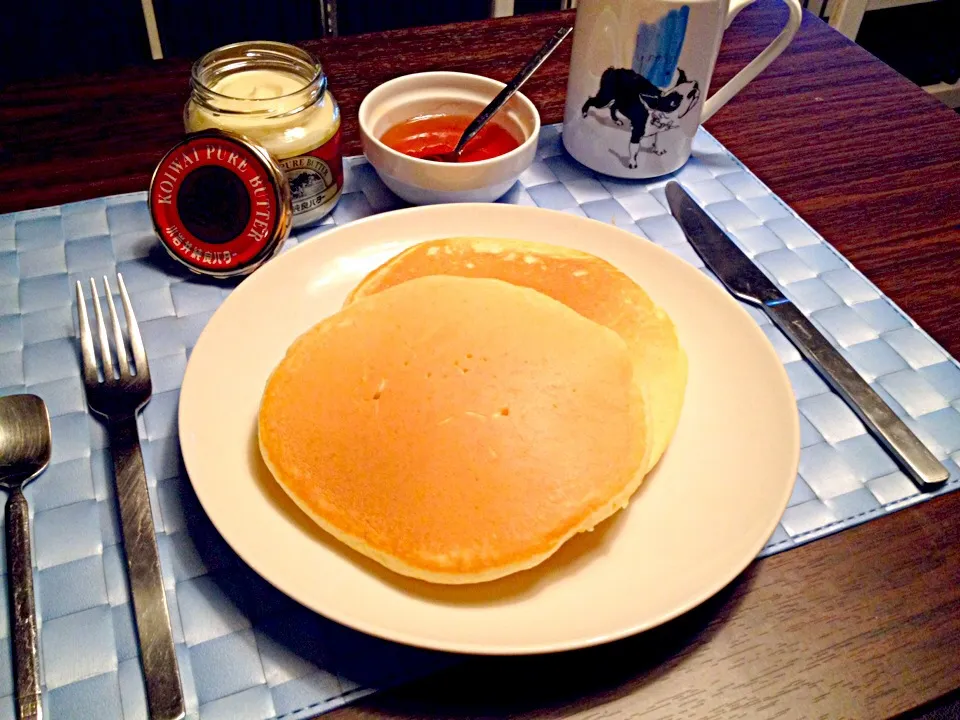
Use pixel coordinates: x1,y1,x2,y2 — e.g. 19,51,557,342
140,0,163,59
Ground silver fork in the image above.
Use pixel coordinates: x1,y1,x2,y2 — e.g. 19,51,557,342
77,274,185,720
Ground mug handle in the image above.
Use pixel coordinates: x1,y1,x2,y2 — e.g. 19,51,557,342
701,0,803,122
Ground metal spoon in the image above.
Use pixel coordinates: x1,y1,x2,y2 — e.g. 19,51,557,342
422,25,572,163
0,394,52,720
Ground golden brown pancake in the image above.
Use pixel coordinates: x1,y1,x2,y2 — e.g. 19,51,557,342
259,275,649,584
345,236,687,472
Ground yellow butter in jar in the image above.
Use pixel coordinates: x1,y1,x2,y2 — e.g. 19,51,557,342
185,41,343,228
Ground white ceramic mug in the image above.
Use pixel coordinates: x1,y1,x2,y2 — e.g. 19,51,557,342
562,0,802,178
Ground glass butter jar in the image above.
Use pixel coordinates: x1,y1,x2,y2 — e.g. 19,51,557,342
184,41,343,228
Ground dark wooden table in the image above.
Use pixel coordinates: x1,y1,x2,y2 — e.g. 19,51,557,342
3,3,960,718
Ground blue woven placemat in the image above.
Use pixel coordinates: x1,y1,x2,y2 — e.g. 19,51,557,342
1,124,958,720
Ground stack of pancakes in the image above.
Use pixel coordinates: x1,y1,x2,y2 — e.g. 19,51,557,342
258,237,687,584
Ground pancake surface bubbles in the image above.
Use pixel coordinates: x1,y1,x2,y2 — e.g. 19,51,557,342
345,237,687,473
259,275,649,584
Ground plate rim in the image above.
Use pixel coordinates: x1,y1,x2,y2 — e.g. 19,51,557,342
179,202,800,655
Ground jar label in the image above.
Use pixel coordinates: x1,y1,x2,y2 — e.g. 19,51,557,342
148,131,288,276
281,125,344,219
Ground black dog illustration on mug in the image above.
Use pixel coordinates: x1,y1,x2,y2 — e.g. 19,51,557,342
581,67,700,167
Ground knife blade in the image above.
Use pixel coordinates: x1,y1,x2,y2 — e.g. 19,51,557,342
665,180,949,491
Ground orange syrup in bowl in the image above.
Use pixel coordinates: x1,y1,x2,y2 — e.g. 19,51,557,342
379,114,522,162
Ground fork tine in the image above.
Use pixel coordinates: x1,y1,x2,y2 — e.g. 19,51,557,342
89,277,116,380
102,275,131,378
117,273,148,379
76,281,100,387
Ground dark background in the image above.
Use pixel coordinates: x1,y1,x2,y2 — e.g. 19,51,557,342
0,0,957,89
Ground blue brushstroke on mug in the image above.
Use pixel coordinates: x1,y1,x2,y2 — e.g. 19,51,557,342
633,6,690,89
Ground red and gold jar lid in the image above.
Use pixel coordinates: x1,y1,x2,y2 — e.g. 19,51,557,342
148,129,292,278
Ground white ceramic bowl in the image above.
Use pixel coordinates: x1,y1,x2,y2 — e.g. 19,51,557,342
358,71,540,205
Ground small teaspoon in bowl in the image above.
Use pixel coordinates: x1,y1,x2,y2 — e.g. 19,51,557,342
422,26,572,163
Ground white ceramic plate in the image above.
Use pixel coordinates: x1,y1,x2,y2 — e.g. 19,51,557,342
179,203,799,655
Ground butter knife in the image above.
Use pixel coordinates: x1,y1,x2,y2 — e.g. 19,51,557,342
665,181,949,491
